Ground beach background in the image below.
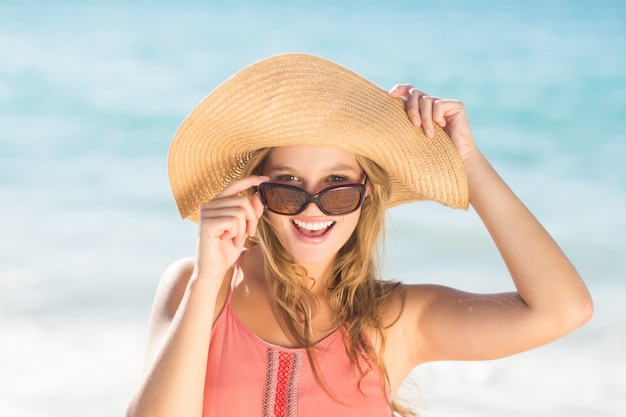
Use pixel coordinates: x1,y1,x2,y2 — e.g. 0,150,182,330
1,0,624,416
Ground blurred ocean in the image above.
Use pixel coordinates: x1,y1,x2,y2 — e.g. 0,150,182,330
1,0,624,416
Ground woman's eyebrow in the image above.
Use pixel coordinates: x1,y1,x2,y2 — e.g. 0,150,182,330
265,165,296,174
266,164,360,174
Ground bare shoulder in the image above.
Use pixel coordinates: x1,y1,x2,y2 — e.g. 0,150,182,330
152,258,196,318
144,258,195,359
402,283,464,307
380,283,459,359
377,281,445,340
379,282,449,323
377,282,446,390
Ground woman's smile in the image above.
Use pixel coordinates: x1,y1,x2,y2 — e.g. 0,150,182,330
292,219,336,238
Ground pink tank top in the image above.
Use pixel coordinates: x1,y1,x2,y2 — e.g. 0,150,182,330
203,259,392,417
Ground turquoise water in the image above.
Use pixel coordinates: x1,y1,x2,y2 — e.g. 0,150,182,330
1,0,625,416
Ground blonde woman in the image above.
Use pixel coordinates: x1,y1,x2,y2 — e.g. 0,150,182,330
126,54,592,417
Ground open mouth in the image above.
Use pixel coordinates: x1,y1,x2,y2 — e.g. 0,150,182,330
292,219,336,238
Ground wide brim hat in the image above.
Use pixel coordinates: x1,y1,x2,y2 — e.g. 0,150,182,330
168,53,469,222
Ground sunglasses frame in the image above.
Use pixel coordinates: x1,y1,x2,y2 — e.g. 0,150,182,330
257,179,367,216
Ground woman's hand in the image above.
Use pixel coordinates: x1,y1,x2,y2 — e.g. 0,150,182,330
389,84,478,162
194,175,269,281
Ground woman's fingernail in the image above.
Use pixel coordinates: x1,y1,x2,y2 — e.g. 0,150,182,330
425,128,434,138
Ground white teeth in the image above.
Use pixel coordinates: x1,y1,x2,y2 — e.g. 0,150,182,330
293,220,335,231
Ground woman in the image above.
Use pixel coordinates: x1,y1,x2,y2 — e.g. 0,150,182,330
126,53,592,417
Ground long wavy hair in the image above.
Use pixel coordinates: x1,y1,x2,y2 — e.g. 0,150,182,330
242,148,414,417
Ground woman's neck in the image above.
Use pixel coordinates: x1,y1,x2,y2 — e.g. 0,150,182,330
298,259,336,297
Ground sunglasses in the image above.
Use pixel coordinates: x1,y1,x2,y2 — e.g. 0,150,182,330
258,179,367,216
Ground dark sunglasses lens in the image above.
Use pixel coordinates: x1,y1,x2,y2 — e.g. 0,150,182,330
261,186,307,214
319,188,362,214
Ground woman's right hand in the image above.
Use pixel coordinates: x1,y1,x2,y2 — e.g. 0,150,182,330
193,175,269,281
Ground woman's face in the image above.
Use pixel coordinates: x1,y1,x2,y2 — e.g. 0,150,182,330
260,145,365,271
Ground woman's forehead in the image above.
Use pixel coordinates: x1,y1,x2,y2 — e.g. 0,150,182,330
266,145,360,169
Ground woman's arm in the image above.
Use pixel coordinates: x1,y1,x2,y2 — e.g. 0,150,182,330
125,176,267,417
387,86,593,366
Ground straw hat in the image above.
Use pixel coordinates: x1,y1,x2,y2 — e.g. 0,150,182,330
168,53,469,222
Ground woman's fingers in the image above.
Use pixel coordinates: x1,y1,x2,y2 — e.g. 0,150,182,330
196,175,270,268
210,175,269,238
249,192,265,237
431,98,450,128
388,83,413,99
390,85,476,160
200,202,248,240
389,84,438,138
214,175,269,199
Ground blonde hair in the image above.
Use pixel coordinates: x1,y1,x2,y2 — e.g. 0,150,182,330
243,148,414,417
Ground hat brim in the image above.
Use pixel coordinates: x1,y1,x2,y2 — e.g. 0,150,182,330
168,53,469,222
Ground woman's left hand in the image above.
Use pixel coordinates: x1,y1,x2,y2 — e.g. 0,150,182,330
389,84,477,162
